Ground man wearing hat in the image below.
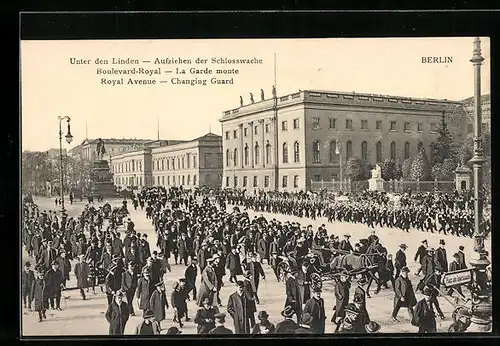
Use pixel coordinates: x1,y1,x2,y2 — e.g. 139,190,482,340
149,281,169,330
391,266,416,322
412,286,437,333
434,239,448,273
302,286,326,334
457,245,466,269
132,309,161,335
275,306,299,334
331,269,350,324
339,234,353,252
136,269,153,314
226,246,243,283
285,268,303,324
447,253,464,300
32,269,46,322
337,303,364,333
105,290,130,335
166,326,183,335
247,252,266,305
413,240,428,276
121,261,138,315
184,257,198,301
22,261,35,310
194,297,219,334
448,307,472,332
198,241,210,273
74,254,90,300
44,260,63,311
105,262,123,306
251,310,276,334
394,244,407,279
227,281,253,334
209,313,234,334
197,255,218,307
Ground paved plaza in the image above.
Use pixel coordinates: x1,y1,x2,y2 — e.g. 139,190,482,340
21,197,488,336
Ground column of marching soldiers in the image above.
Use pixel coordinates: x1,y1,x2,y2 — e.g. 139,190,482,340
21,186,485,335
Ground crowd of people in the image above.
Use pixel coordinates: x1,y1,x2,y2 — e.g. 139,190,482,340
21,185,488,335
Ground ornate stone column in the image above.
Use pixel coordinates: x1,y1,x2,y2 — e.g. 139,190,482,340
248,121,254,168
259,119,265,167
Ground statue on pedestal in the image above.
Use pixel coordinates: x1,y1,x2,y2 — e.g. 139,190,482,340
261,89,265,101
96,138,106,160
250,92,255,103
240,95,243,106
371,164,382,179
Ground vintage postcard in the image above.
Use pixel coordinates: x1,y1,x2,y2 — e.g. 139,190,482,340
21,37,492,336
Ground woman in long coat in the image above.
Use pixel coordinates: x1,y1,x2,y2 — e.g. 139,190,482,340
149,282,169,329
196,259,218,307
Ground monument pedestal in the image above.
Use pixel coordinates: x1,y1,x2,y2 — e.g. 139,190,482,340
90,160,119,198
368,178,385,192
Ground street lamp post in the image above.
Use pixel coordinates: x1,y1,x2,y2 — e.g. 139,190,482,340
466,37,492,332
335,139,343,191
58,115,73,214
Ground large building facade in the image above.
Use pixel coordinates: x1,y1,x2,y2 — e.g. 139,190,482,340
68,138,160,163
111,133,223,190
219,90,470,192
462,94,490,133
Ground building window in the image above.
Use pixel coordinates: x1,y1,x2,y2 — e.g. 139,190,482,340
282,175,288,188
264,176,270,187
253,176,258,187
182,157,185,169
293,141,300,163
390,141,396,159
233,130,238,138
329,118,336,129
330,141,338,163
376,141,382,162
182,176,185,185
293,175,299,188
293,118,300,129
172,176,176,185
233,149,238,166
243,176,247,187
193,175,197,185
430,123,438,133
193,155,197,168
265,143,271,165
361,120,368,130
390,121,397,131
282,121,288,131
254,126,258,135
376,120,382,130
346,119,353,130
167,176,170,185
226,176,230,187
361,141,368,161
314,175,321,181
282,143,289,163
187,155,190,168
225,131,230,139
346,140,352,159
187,175,191,185
162,176,165,185
418,141,424,152
404,142,410,159
177,158,180,169
244,145,249,165
404,122,411,132
255,143,260,165
172,159,175,170
265,123,270,133
417,122,423,132
312,117,320,129
244,127,248,137
226,149,231,167
313,141,321,163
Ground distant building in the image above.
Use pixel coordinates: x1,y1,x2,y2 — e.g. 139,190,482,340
461,94,491,133
46,148,67,159
111,133,223,190
219,89,470,192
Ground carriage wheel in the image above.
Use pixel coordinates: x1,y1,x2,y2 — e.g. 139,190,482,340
452,305,468,324
310,273,322,289
277,262,290,283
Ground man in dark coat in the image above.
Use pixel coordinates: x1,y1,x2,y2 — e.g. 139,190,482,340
302,286,326,334
226,247,243,283
394,244,407,279
149,281,169,329
38,240,57,272
194,297,219,334
185,257,198,301
136,270,153,314
227,281,253,334
285,270,303,324
197,257,218,307
457,246,467,269
32,270,46,322
447,253,464,298
105,264,123,306
391,267,417,321
331,270,350,324
247,253,265,304
275,306,299,334
434,239,448,273
22,261,35,309
105,290,130,335
74,255,90,300
412,286,437,333
251,310,276,334
296,263,311,309
121,261,138,315
197,242,210,273
209,313,234,334
414,239,428,276
339,234,354,252
44,261,63,310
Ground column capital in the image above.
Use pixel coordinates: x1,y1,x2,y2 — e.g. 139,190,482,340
238,123,243,128
248,121,254,126
258,119,265,124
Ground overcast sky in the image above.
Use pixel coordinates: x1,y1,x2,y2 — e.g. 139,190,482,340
21,37,490,152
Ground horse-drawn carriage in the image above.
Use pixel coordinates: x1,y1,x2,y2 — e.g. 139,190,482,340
276,247,383,291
